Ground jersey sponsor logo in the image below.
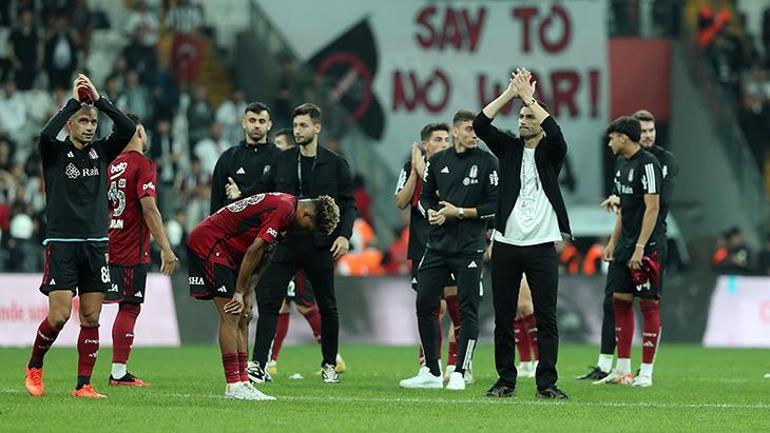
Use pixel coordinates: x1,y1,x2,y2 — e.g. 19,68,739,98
81,167,99,177
142,182,156,191
88,148,98,160
236,167,245,175
189,276,204,286
217,286,228,293
440,166,450,174
467,261,478,268
118,179,126,188
266,227,278,238
469,164,478,178
109,219,124,229
65,163,81,179
110,161,128,176
67,151,74,158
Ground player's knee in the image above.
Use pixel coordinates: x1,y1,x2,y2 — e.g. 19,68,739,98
48,310,70,328
79,309,101,327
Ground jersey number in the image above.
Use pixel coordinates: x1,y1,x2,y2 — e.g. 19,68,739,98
108,181,127,217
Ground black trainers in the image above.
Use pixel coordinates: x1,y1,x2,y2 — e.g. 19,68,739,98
247,361,272,384
536,386,569,399
576,366,608,381
485,380,516,398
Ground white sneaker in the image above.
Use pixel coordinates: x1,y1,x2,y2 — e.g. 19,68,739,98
593,369,633,385
446,372,466,391
224,383,258,400
321,364,340,384
400,369,443,389
444,364,455,382
518,361,535,378
631,374,653,388
243,382,277,400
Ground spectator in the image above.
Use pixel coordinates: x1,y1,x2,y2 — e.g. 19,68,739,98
7,9,42,90
179,157,210,228
186,85,214,146
165,0,204,90
582,238,607,276
165,207,188,259
125,0,159,47
716,227,753,274
556,239,581,275
352,173,372,227
70,0,93,57
215,88,246,146
194,122,228,176
43,13,79,91
116,70,153,126
122,28,157,84
757,234,770,275
8,192,39,272
0,81,27,143
150,118,181,217
150,55,179,122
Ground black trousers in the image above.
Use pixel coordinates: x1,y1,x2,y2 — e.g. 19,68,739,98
417,249,482,375
252,242,338,367
492,241,559,390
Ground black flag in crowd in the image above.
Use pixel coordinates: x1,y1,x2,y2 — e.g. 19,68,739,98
307,19,385,141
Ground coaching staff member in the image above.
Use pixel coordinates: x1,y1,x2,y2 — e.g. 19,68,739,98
210,102,279,214
250,103,356,384
474,68,570,399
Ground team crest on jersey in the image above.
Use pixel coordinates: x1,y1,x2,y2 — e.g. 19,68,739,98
88,148,98,160
118,179,126,188
628,168,634,182
463,177,470,186
65,163,80,179
469,165,478,179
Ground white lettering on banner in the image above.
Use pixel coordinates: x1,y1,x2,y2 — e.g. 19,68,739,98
703,276,770,348
0,274,180,347
256,0,608,201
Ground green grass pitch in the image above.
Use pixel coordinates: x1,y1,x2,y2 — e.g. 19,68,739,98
1,344,768,432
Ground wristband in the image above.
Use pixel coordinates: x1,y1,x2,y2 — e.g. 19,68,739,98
524,98,536,107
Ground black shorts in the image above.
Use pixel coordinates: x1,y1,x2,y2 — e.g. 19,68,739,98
286,270,316,308
40,241,111,296
410,258,457,291
188,249,237,300
105,264,150,304
606,248,663,300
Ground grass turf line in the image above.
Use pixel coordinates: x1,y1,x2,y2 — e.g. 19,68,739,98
1,344,768,432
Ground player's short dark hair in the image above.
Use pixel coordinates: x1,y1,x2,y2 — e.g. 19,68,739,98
606,116,641,142
245,102,270,118
126,113,142,126
452,109,475,125
420,123,450,141
310,195,340,235
632,109,655,123
294,103,322,124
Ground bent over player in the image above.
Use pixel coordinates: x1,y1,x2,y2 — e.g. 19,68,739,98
186,193,339,400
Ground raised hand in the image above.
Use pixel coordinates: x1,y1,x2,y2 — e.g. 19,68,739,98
225,177,242,200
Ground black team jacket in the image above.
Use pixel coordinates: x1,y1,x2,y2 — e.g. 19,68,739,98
473,112,572,239
210,140,279,214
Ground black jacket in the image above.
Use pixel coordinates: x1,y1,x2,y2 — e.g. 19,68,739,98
473,112,572,239
419,146,498,255
258,145,356,248
210,140,279,214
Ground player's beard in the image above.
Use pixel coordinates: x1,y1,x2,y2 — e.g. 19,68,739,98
296,135,314,146
249,129,266,143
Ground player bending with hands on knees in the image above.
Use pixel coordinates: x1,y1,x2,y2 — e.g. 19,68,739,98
186,193,339,400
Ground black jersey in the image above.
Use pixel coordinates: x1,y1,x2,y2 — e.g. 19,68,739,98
395,159,429,260
419,146,498,255
613,149,664,253
210,140,280,214
40,97,136,241
647,145,679,229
